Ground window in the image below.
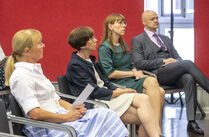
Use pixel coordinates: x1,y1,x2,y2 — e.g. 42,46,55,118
144,0,194,61
162,0,181,16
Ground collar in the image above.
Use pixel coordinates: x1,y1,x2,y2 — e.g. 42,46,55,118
144,29,159,37
72,52,96,65
15,62,41,71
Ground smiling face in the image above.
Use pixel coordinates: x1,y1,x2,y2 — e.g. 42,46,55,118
142,11,159,32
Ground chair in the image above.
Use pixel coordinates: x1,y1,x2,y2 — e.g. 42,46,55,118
0,98,10,134
7,94,77,137
57,75,108,108
0,132,23,137
57,75,136,137
142,70,206,119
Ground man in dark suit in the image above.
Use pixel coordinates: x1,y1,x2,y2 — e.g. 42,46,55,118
131,10,209,135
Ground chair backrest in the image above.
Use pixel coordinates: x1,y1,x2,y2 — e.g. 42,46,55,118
57,75,74,103
57,75,71,95
161,85,184,94
8,94,25,135
57,75,93,109
0,99,10,133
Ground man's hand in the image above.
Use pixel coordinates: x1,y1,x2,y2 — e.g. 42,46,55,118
163,58,177,65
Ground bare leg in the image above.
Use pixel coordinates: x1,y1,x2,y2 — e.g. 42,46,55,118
159,87,165,128
138,125,149,137
121,94,160,137
143,77,164,134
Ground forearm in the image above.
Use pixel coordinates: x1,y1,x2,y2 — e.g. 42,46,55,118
108,70,134,79
112,89,125,98
28,108,70,123
112,88,136,98
59,99,72,111
134,58,164,70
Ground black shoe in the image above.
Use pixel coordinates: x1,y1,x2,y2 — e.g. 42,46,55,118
187,121,204,135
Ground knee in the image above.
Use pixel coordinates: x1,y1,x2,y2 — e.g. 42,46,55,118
144,77,159,87
134,93,150,104
181,74,195,83
159,87,165,96
182,60,195,68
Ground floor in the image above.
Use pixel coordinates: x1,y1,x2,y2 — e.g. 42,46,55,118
162,94,209,137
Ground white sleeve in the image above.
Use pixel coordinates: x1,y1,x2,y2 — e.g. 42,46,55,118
53,91,61,102
10,75,40,115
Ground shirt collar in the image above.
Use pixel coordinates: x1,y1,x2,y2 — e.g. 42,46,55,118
144,29,159,37
15,62,41,71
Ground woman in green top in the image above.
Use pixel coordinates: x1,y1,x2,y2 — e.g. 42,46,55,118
98,13,165,136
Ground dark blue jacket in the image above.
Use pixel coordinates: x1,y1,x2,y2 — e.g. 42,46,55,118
66,52,117,101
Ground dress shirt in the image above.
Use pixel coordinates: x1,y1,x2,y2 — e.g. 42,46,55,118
10,62,62,115
145,29,167,49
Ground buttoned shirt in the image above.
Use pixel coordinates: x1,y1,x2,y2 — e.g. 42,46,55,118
145,29,166,49
10,62,62,115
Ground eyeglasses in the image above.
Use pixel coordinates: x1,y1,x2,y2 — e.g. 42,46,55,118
90,36,97,42
117,21,127,26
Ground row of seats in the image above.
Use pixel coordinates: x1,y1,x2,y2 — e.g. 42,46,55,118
0,79,135,137
0,73,206,137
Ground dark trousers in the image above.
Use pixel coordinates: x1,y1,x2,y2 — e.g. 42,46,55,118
156,60,209,121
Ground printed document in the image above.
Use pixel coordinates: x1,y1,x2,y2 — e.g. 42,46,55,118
71,84,94,109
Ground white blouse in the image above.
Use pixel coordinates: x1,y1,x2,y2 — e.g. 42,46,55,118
10,62,63,115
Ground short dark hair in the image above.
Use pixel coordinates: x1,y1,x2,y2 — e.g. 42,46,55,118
68,27,94,51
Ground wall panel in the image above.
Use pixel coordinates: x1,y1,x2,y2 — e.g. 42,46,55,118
0,0,144,80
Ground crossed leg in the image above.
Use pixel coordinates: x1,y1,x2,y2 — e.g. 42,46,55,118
120,93,160,137
142,77,165,134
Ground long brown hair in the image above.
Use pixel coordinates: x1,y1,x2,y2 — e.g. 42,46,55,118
100,13,127,53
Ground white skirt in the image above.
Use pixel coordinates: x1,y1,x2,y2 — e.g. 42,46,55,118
95,93,136,117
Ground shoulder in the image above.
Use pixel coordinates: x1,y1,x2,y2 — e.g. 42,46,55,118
99,41,112,51
132,32,146,41
159,34,171,41
123,41,129,48
10,68,33,88
67,53,83,70
99,41,110,47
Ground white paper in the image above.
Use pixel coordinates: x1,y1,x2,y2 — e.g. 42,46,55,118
71,84,94,109
0,45,6,61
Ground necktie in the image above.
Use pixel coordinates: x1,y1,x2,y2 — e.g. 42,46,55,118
153,33,167,51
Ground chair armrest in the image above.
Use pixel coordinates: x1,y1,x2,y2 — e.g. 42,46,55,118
0,89,10,95
0,132,24,137
56,92,109,108
112,83,126,89
142,70,157,78
7,114,77,137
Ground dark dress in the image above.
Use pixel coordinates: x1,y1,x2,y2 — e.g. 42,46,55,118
98,41,146,93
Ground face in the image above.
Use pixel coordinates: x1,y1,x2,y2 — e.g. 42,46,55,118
85,35,97,51
28,36,45,63
109,20,127,36
143,11,159,32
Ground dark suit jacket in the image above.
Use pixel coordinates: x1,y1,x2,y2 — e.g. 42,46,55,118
66,52,117,101
131,32,182,73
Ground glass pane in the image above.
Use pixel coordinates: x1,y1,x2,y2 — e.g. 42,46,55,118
163,0,181,15
165,28,194,61
186,0,194,14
